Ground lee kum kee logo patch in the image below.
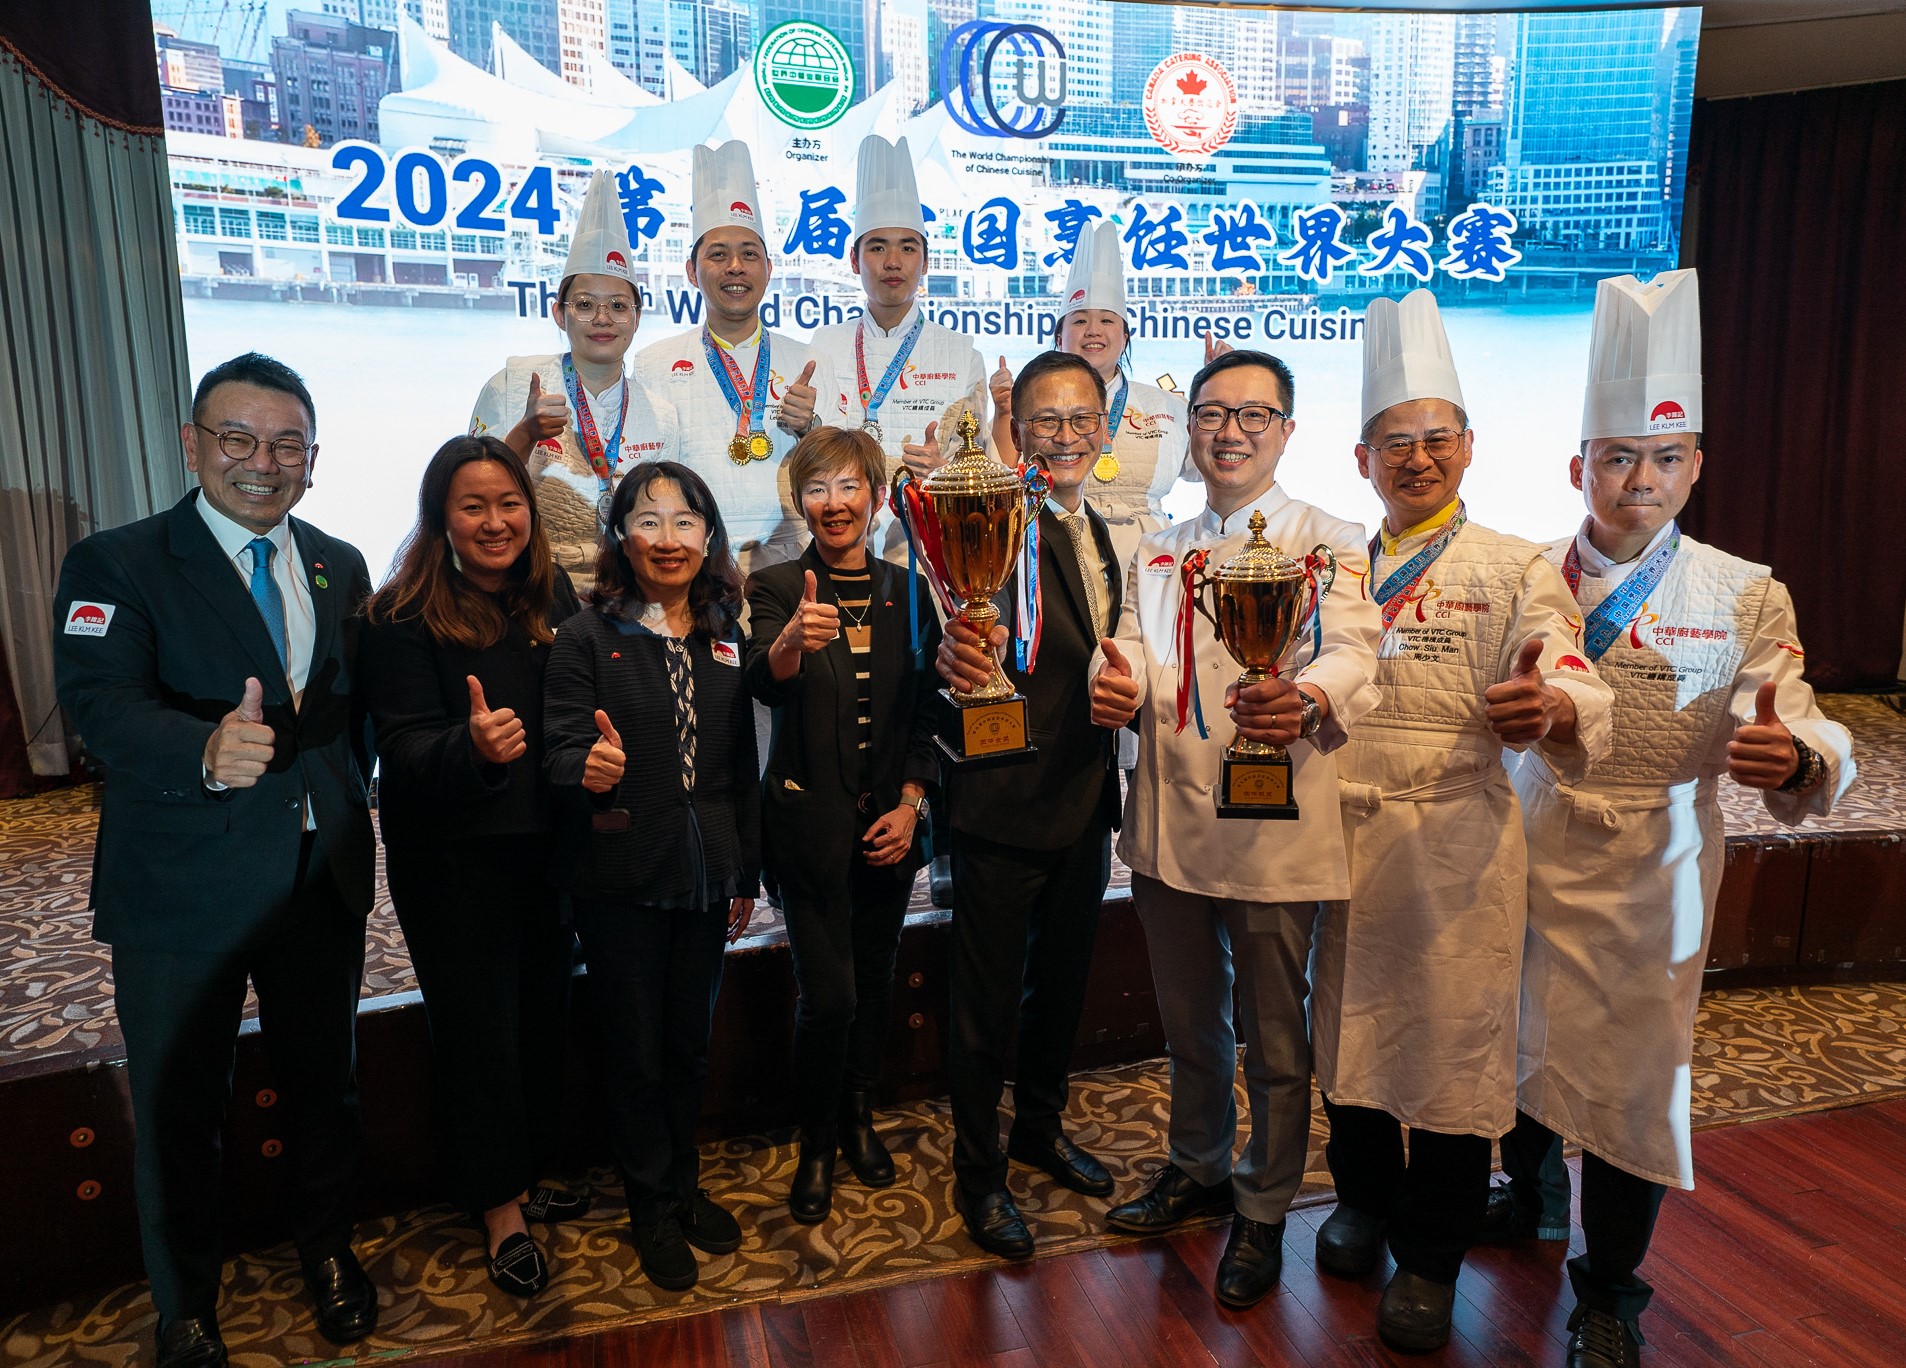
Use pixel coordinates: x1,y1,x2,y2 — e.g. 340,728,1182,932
64,602,115,637
1647,398,1690,434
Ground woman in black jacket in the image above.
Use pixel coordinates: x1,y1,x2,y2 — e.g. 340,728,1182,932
359,435,583,1298
744,427,940,1224
542,460,758,1293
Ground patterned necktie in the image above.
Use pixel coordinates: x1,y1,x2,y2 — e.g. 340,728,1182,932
664,639,697,794
1063,513,1105,640
247,537,288,668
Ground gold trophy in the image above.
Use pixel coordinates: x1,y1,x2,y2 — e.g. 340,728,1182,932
892,411,1045,767
1183,510,1336,819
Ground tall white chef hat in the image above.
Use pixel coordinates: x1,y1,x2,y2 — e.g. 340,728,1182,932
854,133,926,245
1360,288,1465,430
690,139,765,250
1061,220,1126,316
1581,269,1703,442
562,169,635,284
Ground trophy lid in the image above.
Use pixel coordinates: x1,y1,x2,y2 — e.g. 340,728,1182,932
1213,510,1305,583
923,410,1022,497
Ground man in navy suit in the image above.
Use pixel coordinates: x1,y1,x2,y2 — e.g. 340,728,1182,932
53,354,378,1368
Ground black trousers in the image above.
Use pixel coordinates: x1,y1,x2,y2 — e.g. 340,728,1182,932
1500,1110,1666,1322
1321,1094,1491,1283
948,825,1109,1201
780,856,914,1135
112,834,364,1323
386,835,575,1216
571,896,728,1227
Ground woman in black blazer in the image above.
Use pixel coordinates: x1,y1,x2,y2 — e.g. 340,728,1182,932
744,427,940,1224
359,435,583,1299
542,460,758,1294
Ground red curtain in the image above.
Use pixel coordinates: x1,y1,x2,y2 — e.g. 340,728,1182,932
1682,81,1906,690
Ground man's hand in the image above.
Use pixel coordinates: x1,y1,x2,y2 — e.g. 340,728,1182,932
1226,675,1310,747
778,360,820,434
1483,639,1575,746
1203,335,1234,365
726,896,756,943
937,617,1007,694
1728,682,1801,790
521,371,569,444
467,675,527,765
203,676,275,788
862,801,920,867
988,355,1014,419
900,420,942,478
1091,638,1140,729
583,708,625,793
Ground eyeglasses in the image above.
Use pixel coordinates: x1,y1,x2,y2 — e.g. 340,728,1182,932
567,294,637,320
1022,412,1105,439
1190,403,1287,434
194,423,315,467
1366,433,1465,467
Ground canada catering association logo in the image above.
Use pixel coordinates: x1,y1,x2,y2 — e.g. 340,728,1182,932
1144,52,1238,157
940,20,1067,139
754,21,855,131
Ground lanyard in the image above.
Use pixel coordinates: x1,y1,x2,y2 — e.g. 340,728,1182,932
1368,504,1466,632
1562,525,1680,661
855,313,925,429
1102,374,1130,454
560,353,628,491
702,326,770,437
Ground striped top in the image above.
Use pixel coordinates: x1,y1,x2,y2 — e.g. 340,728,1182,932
823,563,876,785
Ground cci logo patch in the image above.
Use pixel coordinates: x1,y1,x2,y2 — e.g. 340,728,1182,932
65,602,116,637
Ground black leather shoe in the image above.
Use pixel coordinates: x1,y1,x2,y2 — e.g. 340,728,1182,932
790,1133,836,1225
300,1249,378,1344
1566,1306,1644,1368
522,1185,590,1223
634,1213,698,1291
839,1089,897,1187
681,1189,743,1255
1105,1163,1233,1234
1008,1131,1114,1197
1379,1269,1456,1352
156,1316,227,1368
1213,1215,1285,1309
957,1188,1034,1259
929,856,954,909
1479,1182,1570,1243
486,1231,549,1298
1315,1202,1389,1277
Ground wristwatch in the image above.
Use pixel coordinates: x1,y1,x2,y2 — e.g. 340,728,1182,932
900,791,928,816
1296,690,1323,740
1778,736,1827,794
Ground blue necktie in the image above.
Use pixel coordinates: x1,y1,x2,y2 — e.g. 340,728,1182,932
248,537,288,669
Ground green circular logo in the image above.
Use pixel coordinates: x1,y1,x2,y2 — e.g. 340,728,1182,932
754,21,855,130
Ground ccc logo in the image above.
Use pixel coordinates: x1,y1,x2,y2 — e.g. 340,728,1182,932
940,20,1067,139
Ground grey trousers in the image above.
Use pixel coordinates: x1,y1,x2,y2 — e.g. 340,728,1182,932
1131,873,1332,1224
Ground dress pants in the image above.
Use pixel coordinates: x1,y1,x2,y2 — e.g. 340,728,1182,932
780,855,915,1134
385,835,575,1216
111,833,365,1323
948,826,1109,1201
1321,1094,1491,1283
1131,874,1327,1224
1501,1110,1666,1321
571,897,728,1227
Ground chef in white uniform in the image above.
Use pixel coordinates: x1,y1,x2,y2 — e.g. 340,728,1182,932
469,169,677,582
1491,269,1854,1368
1087,350,1382,1311
1307,290,1613,1353
633,140,846,577
808,134,987,564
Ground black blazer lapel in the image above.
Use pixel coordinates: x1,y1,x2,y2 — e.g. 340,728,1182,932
168,495,291,692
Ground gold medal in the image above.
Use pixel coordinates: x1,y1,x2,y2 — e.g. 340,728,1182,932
728,434,752,465
747,431,773,461
1093,452,1121,483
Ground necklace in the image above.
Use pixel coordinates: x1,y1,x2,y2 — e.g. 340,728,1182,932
825,567,873,649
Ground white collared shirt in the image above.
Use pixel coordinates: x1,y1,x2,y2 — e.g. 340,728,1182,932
196,492,315,706
1571,516,1676,586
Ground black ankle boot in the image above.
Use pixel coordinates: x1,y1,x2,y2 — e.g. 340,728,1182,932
789,1129,836,1225
838,1088,896,1187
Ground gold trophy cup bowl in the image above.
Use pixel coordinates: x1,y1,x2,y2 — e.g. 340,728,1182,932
1184,510,1335,818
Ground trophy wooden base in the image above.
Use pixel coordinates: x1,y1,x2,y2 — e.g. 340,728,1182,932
1217,752,1299,820
933,688,1037,769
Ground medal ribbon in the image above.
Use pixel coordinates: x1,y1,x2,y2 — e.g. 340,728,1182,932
703,325,771,442
855,313,926,431
561,352,629,491
1101,374,1130,454
1561,524,1680,661
1174,549,1211,739
1368,504,1467,632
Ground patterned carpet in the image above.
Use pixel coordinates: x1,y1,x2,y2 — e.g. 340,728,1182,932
5,979,1906,1366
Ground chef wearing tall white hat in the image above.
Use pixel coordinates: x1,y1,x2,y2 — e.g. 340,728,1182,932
469,168,678,581
990,220,1191,576
1486,269,1854,1368
808,134,987,562
1306,288,1612,1354
633,140,846,576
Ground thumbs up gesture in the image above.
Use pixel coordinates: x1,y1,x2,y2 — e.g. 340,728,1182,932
1484,638,1575,745
1203,334,1234,365
583,708,625,794
779,570,841,654
988,354,1014,417
777,358,820,435
203,676,275,788
1728,681,1802,790
900,420,943,478
521,370,570,443
466,674,527,766
1091,638,1141,729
